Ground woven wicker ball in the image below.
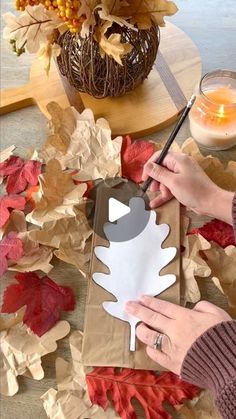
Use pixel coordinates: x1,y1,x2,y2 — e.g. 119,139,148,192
57,23,160,98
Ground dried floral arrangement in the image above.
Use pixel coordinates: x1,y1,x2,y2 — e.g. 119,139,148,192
1,103,236,418
3,0,178,73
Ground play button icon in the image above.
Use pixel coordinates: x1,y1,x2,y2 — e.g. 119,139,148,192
108,198,131,222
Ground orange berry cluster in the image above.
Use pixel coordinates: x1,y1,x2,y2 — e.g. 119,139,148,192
15,0,84,32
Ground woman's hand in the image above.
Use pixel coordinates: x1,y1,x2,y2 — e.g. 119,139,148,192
125,296,231,375
142,151,234,225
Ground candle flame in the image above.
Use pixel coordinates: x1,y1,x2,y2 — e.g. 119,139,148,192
218,105,225,118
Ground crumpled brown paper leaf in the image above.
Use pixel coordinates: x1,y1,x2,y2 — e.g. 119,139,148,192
2,210,54,274
180,138,236,191
181,216,211,304
0,145,15,163
0,307,25,331
0,320,70,396
29,213,92,276
26,159,87,226
41,331,119,418
40,105,122,180
178,390,221,419
202,243,236,315
45,102,76,153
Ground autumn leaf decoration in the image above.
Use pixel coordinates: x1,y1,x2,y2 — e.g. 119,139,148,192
86,367,199,419
3,0,178,69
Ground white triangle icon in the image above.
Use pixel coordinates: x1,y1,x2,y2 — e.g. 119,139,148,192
108,198,131,222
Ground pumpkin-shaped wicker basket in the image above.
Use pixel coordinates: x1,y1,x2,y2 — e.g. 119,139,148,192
57,22,160,99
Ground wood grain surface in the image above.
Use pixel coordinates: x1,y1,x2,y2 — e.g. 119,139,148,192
0,1,236,418
0,23,202,137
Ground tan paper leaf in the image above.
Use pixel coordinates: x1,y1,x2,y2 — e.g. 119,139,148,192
98,21,133,65
0,308,25,331
203,244,236,315
9,231,54,274
26,159,87,226
29,213,92,275
178,389,221,419
0,145,15,163
40,106,122,180
44,102,77,153
181,217,211,304
0,320,70,396
181,138,236,191
41,331,119,418
1,210,54,273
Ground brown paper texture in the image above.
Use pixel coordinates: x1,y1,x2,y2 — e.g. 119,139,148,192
41,331,119,419
82,186,180,369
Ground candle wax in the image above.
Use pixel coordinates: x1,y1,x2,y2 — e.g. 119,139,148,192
189,86,236,150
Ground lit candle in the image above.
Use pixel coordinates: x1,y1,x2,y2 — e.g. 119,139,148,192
189,71,236,150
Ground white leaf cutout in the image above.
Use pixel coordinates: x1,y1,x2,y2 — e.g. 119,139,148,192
93,197,177,351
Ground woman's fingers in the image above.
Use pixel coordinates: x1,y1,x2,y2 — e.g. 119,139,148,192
125,301,171,330
149,180,160,192
140,296,186,319
146,346,170,369
149,184,173,208
136,323,171,354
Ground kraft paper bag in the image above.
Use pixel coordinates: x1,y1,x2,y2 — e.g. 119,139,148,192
82,185,180,369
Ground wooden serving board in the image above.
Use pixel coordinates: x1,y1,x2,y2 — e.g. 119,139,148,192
0,23,201,137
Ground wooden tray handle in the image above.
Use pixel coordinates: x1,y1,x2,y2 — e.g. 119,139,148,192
0,84,34,115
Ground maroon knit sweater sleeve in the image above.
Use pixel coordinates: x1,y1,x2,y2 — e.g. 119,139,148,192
181,321,236,419
233,192,236,241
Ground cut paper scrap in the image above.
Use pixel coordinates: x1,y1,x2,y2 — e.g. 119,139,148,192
28,213,92,276
93,197,176,351
180,138,236,191
0,320,70,396
0,194,26,228
40,103,122,180
2,210,53,274
121,135,155,183
202,243,236,316
181,216,211,304
0,232,23,277
1,272,75,336
87,368,199,419
190,219,235,248
0,155,41,194
26,159,87,226
41,331,119,419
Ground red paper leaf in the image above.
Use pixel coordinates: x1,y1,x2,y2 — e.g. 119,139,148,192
0,156,41,194
121,136,155,183
189,219,235,248
1,272,76,336
0,194,26,227
86,368,199,419
0,232,23,277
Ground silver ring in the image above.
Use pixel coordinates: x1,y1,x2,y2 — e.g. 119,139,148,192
153,333,164,351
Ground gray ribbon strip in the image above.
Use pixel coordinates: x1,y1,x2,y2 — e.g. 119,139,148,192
155,51,187,111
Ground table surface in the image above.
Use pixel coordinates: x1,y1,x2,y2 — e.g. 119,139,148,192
1,1,236,418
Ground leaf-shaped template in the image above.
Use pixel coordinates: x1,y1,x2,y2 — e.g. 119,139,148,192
93,197,176,351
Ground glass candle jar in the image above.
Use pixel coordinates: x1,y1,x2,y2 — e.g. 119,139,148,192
189,70,236,150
